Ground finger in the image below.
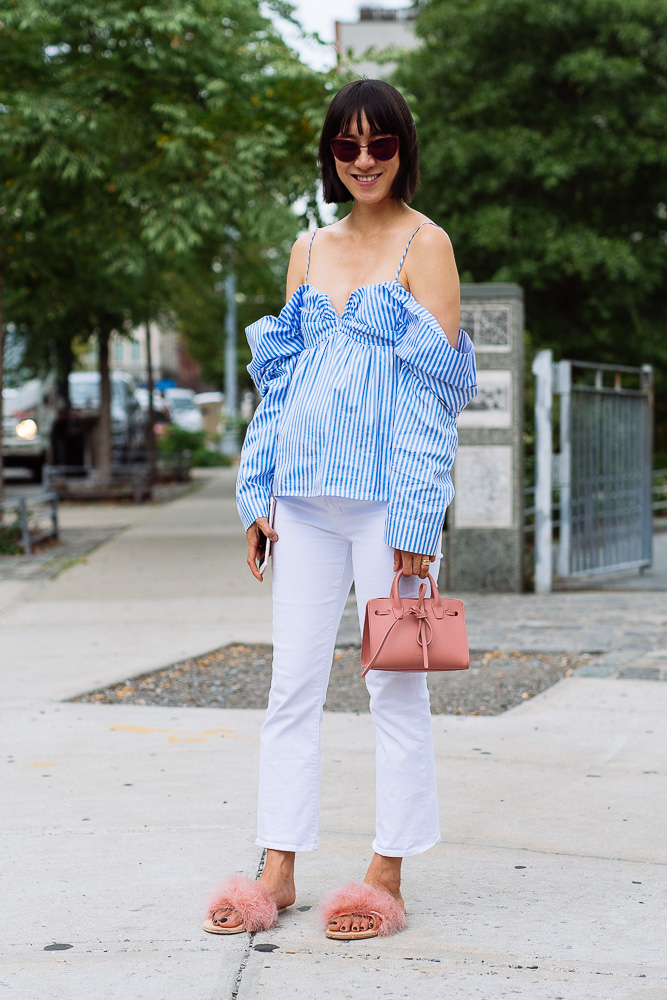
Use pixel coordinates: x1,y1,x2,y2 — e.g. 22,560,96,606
393,549,401,572
246,539,263,582
255,516,278,542
401,550,412,577
418,557,430,579
247,554,263,582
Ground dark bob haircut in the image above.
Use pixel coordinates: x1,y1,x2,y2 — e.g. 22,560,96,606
318,79,419,204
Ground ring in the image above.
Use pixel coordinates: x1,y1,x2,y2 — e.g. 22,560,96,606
421,557,430,564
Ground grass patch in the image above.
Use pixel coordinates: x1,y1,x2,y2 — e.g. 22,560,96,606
0,522,22,556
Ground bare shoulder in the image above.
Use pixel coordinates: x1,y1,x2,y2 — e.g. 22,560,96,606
286,230,315,299
403,221,457,289
410,221,454,260
402,220,460,348
290,230,314,269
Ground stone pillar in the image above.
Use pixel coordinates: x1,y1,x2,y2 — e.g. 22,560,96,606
442,283,525,593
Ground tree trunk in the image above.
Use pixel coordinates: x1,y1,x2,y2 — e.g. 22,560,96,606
0,256,5,513
55,339,73,407
98,328,112,478
145,315,156,477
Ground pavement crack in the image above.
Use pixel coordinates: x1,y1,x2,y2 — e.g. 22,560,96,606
229,849,265,999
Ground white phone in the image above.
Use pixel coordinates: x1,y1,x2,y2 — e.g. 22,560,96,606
258,496,276,574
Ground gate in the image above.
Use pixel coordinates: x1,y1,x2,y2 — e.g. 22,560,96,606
531,351,653,592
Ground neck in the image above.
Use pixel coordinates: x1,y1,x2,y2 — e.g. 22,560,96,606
346,197,408,235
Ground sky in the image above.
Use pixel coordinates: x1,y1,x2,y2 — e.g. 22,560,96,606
268,0,412,70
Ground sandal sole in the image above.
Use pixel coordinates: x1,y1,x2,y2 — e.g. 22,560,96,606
325,927,380,940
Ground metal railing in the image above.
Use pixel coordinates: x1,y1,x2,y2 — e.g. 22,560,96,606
0,492,59,554
43,464,152,504
524,467,666,532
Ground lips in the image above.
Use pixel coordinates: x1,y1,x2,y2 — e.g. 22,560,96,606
353,174,380,184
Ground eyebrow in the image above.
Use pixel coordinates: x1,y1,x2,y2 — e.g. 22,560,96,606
337,129,391,138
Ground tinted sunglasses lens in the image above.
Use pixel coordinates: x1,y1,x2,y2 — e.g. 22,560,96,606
368,136,399,160
330,136,399,162
330,139,359,162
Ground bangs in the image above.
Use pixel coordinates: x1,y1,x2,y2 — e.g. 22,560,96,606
336,93,396,139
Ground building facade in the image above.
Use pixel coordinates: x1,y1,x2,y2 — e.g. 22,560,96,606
335,6,419,79
81,322,202,391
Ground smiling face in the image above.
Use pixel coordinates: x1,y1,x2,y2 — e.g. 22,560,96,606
333,113,401,205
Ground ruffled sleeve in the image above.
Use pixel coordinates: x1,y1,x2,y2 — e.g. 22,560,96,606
384,289,478,556
236,288,305,531
393,295,477,417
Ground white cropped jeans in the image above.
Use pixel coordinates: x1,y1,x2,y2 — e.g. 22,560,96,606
257,495,442,858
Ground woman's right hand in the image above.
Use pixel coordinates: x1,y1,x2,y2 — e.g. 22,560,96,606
246,517,279,582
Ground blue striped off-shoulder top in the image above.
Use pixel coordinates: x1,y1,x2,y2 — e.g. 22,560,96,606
236,222,477,556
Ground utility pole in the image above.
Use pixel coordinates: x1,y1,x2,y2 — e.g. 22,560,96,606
145,312,156,477
221,232,239,456
532,350,553,593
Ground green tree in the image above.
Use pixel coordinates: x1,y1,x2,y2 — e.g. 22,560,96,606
1,0,327,480
398,0,667,450
163,205,302,388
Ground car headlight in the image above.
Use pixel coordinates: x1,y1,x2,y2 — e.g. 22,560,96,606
15,419,38,440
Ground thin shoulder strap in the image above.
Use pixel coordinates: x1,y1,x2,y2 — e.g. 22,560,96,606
395,221,439,281
304,229,318,282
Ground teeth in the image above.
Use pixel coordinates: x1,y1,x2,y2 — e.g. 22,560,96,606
355,175,379,183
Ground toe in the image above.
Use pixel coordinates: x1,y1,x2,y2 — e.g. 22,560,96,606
212,906,242,928
329,912,376,935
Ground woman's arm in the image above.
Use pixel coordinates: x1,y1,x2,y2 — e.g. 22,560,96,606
385,226,477,565
402,225,461,349
237,239,310,578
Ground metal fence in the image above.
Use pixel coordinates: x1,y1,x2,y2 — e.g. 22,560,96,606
525,468,666,536
0,492,59,554
564,360,653,576
530,352,654,591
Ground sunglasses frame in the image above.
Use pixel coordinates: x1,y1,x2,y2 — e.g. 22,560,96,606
329,135,400,163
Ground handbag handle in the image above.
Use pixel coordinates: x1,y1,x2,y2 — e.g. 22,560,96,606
390,570,443,619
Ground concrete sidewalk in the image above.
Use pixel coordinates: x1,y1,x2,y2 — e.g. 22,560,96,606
2,470,666,999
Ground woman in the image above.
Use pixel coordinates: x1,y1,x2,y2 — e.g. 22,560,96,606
204,79,477,942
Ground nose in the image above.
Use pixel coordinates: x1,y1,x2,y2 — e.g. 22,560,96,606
354,146,375,168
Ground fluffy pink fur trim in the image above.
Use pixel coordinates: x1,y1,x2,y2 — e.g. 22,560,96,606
207,876,278,933
318,881,407,937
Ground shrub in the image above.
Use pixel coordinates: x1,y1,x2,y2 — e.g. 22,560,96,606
157,425,231,467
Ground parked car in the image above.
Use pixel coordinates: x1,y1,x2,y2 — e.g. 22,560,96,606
68,371,144,461
2,379,55,482
164,387,203,433
194,391,224,435
134,387,172,438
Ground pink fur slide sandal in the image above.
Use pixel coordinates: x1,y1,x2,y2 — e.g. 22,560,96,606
319,881,407,940
203,876,286,935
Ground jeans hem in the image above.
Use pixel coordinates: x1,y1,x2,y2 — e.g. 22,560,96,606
256,838,318,853
371,834,441,858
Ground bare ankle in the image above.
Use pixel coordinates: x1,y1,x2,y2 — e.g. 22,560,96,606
366,853,402,890
262,849,295,881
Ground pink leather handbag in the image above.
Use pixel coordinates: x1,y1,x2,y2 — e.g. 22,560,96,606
361,570,469,676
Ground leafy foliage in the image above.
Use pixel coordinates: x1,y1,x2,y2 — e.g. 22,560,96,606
0,0,328,465
398,0,667,447
157,424,231,466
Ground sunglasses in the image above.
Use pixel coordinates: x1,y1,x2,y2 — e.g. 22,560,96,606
329,135,399,163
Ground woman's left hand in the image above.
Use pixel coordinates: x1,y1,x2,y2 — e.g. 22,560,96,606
394,549,435,579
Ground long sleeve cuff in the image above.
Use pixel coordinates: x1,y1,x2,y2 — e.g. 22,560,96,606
236,480,271,532
384,480,453,557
